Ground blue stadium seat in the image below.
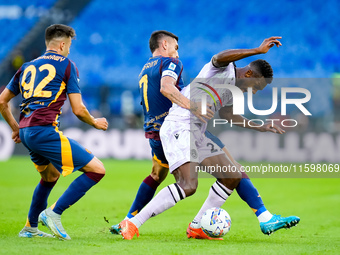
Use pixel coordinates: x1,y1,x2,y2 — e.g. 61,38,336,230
1,0,339,117
0,0,56,62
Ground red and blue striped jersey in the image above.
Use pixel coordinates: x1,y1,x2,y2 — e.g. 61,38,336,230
138,56,185,132
6,50,81,128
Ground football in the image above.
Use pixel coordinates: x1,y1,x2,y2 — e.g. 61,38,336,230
200,207,231,238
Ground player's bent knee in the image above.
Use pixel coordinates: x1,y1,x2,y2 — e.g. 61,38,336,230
150,173,161,183
40,164,60,182
182,187,197,197
179,180,198,197
151,167,168,183
85,172,105,183
82,157,106,174
41,175,59,183
96,163,106,175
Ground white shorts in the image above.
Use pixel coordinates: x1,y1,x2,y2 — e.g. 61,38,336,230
160,120,224,173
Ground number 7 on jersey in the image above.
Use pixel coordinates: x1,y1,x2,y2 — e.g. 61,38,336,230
139,74,149,112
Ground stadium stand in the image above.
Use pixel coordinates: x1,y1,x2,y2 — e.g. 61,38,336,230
0,0,339,129
0,0,56,62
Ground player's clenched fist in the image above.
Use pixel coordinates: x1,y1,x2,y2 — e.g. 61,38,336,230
94,117,109,131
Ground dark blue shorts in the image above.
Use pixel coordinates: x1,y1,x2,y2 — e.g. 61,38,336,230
148,138,169,168
19,125,94,176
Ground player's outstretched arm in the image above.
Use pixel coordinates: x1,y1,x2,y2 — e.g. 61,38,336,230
160,76,214,123
219,105,284,134
0,88,21,143
212,36,282,68
68,93,108,131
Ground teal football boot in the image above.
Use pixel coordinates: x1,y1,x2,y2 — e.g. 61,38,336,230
260,214,300,235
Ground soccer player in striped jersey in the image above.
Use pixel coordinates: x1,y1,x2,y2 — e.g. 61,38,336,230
0,24,108,240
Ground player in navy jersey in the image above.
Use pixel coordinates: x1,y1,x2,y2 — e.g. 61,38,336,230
0,24,108,240
140,55,184,133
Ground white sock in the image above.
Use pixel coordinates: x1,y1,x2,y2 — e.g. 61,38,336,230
190,220,201,229
134,183,186,227
191,181,232,228
47,207,61,218
129,217,142,228
257,210,273,223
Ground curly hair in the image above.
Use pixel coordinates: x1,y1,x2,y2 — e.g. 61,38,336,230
250,59,273,84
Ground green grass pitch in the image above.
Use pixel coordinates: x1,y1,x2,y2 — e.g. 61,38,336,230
0,156,339,255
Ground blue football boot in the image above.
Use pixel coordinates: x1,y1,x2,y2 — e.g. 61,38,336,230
260,214,300,235
109,223,121,235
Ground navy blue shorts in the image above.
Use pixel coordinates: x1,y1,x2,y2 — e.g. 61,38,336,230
148,138,169,168
20,125,94,176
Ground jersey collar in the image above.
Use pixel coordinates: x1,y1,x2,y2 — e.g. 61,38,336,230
46,50,58,54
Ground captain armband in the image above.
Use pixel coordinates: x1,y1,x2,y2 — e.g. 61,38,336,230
162,70,178,80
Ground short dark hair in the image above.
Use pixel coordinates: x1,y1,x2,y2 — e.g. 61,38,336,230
149,30,178,53
45,24,76,44
250,59,273,84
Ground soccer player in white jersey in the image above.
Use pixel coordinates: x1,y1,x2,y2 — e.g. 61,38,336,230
119,36,300,239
